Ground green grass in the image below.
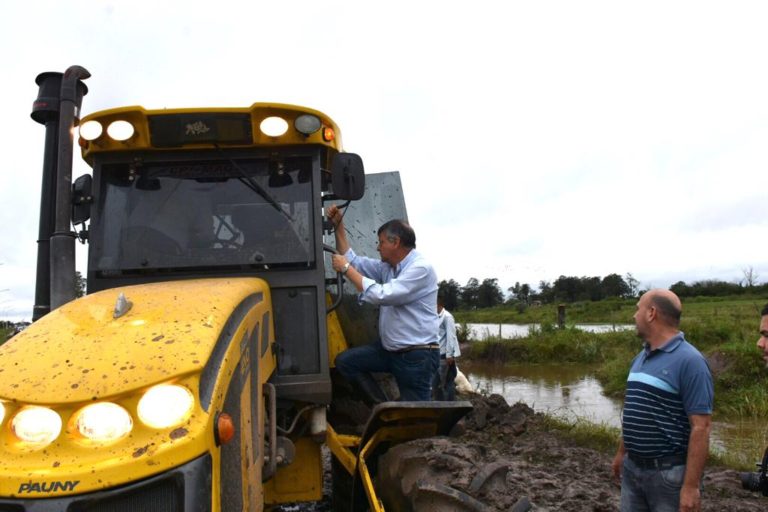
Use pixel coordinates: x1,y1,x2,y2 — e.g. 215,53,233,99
535,413,759,470
536,414,621,454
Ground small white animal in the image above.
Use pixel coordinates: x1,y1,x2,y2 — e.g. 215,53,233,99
455,368,473,394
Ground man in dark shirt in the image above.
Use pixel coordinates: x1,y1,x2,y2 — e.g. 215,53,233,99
611,289,713,512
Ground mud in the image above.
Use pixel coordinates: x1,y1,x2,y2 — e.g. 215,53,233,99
279,392,766,511
421,393,764,511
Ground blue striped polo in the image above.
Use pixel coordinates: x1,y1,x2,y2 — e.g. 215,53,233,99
621,332,713,459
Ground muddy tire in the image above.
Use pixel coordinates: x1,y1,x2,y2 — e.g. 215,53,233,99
375,437,530,512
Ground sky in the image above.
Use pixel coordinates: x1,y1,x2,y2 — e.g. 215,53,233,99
1,1,767,321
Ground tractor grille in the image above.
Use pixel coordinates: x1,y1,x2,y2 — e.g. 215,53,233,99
69,478,179,512
0,454,211,512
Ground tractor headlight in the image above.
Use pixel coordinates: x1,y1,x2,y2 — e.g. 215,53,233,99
79,120,103,141
12,406,62,447
76,402,133,442
107,120,135,141
294,114,322,135
260,116,289,137
137,384,194,429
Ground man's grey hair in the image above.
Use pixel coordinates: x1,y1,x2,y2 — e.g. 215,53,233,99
377,219,416,249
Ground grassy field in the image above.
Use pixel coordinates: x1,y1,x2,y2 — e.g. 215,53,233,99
0,326,10,346
459,296,768,419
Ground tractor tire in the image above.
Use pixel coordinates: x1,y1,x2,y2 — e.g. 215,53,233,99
375,437,532,512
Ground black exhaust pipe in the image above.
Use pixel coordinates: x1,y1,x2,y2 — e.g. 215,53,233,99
31,66,89,317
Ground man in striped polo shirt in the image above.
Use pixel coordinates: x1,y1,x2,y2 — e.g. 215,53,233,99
611,289,713,512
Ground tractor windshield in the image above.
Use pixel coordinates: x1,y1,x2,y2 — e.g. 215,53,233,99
91,156,314,272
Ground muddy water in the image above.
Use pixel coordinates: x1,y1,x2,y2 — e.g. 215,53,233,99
460,360,768,465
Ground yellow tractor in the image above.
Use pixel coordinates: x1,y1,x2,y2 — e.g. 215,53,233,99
0,66,474,511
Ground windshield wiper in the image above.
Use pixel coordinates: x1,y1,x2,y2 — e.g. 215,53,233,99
212,145,293,221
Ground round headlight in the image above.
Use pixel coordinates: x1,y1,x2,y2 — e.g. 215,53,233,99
294,114,321,135
138,384,194,429
107,120,135,141
79,120,103,141
76,402,133,442
260,116,289,137
12,406,62,447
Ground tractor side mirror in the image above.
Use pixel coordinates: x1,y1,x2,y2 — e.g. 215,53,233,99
331,153,365,200
72,174,93,225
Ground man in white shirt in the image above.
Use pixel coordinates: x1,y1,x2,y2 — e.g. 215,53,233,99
433,295,460,401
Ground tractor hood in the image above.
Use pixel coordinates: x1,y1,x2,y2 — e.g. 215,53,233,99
0,277,269,404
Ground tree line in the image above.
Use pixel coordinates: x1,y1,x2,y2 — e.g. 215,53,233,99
439,273,766,311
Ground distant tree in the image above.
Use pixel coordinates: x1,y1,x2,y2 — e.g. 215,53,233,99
742,266,759,288
536,280,554,303
602,273,630,298
477,278,504,308
553,275,583,302
669,281,691,297
75,271,86,298
625,273,640,298
671,279,742,297
508,282,531,304
438,279,461,310
585,276,604,301
460,278,480,309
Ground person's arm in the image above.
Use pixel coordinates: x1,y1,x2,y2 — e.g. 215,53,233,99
679,414,711,511
331,255,365,292
326,204,349,254
611,437,625,484
444,313,460,362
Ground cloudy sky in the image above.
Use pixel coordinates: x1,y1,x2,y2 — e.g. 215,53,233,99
2,1,767,320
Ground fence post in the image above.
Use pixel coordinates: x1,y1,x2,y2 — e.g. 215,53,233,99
557,304,566,329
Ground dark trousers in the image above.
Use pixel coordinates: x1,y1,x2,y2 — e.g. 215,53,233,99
432,358,458,401
335,342,439,401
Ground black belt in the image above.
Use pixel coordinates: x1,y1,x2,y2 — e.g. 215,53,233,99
628,453,686,470
393,344,439,353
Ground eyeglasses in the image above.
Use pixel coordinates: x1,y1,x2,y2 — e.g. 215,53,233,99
376,236,398,247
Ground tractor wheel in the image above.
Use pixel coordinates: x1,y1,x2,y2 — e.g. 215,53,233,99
375,437,532,512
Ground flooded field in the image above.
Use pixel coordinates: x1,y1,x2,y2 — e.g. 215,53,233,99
464,322,633,340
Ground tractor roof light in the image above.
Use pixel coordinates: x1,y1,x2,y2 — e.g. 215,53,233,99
11,406,62,447
260,116,289,137
75,402,133,443
294,114,322,135
322,127,335,142
79,120,103,141
107,120,135,141
137,384,194,429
